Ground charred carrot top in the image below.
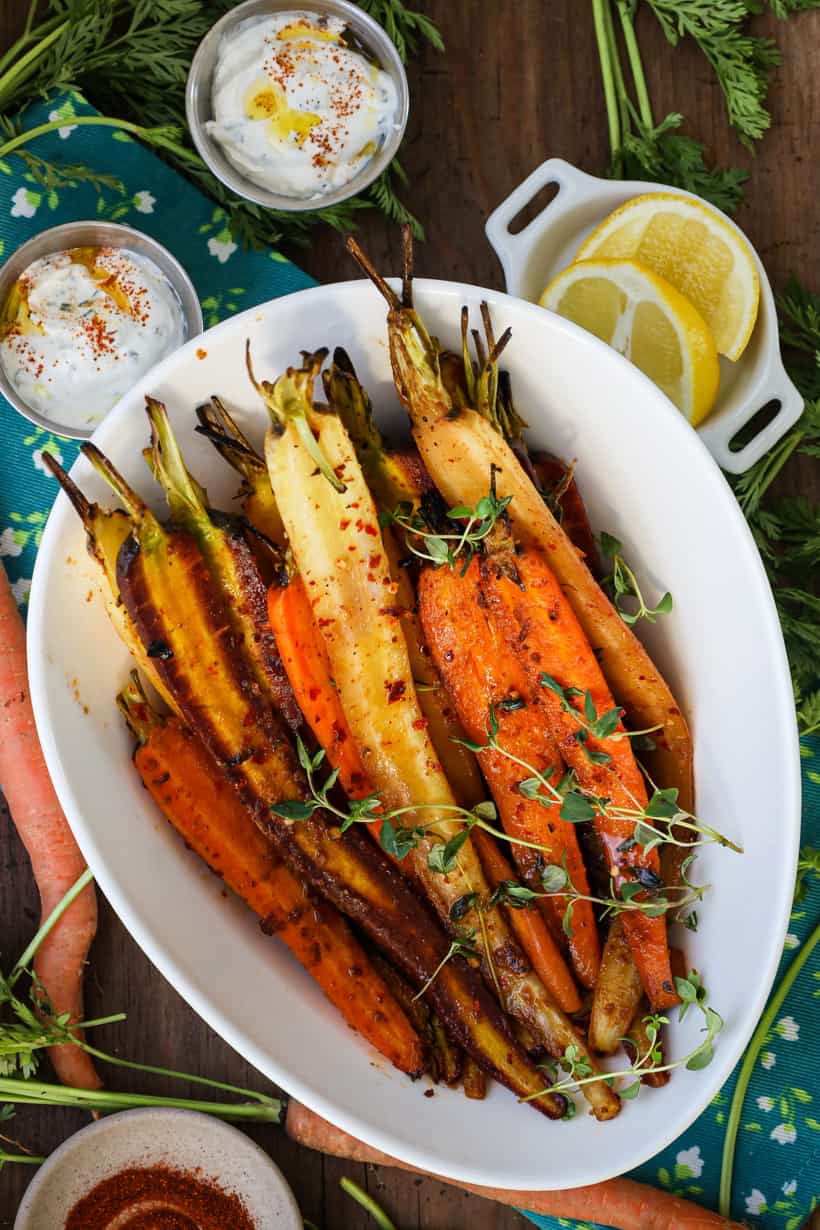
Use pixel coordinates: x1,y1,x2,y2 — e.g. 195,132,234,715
118,676,425,1077
482,547,678,1011
530,452,601,577
417,557,600,993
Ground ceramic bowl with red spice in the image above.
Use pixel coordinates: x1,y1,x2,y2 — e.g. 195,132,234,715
0,221,203,441
14,1108,302,1229
186,0,410,212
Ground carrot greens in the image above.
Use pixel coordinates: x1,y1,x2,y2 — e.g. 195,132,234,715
0,870,283,1141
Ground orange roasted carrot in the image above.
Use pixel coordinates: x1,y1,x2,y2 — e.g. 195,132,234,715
472,829,582,1015
418,558,600,991
118,676,424,1078
267,577,370,798
0,563,100,1091
482,547,678,1011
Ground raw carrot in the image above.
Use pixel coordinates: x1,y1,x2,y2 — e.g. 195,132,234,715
417,558,601,992
472,829,582,1015
0,562,99,1090
286,1102,746,1230
482,547,678,1011
118,677,424,1077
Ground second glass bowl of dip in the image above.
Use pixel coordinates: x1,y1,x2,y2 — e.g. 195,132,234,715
0,221,202,441
186,0,410,212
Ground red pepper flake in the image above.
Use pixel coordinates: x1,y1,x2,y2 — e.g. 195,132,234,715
385,680,406,703
196,348,208,359
65,1165,256,1229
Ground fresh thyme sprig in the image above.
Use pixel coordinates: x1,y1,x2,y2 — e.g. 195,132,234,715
490,851,708,937
379,489,512,572
599,532,673,626
524,969,724,1107
412,928,479,1002
456,706,742,855
539,671,661,766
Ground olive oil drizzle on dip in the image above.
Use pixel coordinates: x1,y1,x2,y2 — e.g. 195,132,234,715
0,246,186,431
206,10,399,200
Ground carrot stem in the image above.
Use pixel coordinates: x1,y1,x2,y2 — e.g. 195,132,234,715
10,867,94,988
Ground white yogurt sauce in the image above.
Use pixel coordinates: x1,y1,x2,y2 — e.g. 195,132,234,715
206,11,399,199
0,247,186,430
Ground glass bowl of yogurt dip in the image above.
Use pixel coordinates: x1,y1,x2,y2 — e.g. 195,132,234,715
0,221,202,440
186,0,410,210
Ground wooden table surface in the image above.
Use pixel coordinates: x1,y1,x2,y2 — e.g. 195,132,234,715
1,2,818,1225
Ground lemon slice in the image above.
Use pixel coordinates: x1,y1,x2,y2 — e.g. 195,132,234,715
540,258,720,425
574,193,759,360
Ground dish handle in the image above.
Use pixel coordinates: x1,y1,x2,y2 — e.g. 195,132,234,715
485,159,600,297
703,356,805,476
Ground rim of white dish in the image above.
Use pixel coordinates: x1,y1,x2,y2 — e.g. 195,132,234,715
27,278,801,1191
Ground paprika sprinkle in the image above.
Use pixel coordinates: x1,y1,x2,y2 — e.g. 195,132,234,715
64,1164,256,1229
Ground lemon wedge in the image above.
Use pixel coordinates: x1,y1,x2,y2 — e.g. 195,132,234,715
540,258,720,425
573,193,759,360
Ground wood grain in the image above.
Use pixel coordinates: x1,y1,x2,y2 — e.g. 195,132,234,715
0,1,818,1225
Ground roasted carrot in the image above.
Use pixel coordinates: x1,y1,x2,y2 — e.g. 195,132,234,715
71,446,563,1118
324,349,486,808
418,558,601,993
286,1102,747,1230
482,546,678,1011
147,398,302,732
0,562,99,1091
530,451,601,576
267,575,370,795
347,233,693,818
472,829,582,1015
117,675,424,1076
588,918,643,1054
258,357,617,1120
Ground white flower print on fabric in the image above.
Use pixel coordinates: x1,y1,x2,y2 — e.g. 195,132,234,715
33,446,62,475
0,527,23,557
674,1145,703,1178
745,1190,768,1215
48,106,77,138
775,1015,799,1041
133,190,156,214
207,236,237,264
771,1123,797,1145
11,576,31,605
757,1095,775,1112
783,1180,797,1195
11,187,40,218
761,1051,776,1070
784,932,800,950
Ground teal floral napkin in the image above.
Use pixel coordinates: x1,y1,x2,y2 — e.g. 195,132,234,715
525,749,818,1230
1,91,817,1230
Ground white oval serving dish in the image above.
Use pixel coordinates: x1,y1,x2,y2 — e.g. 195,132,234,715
485,157,804,475
28,278,800,1191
